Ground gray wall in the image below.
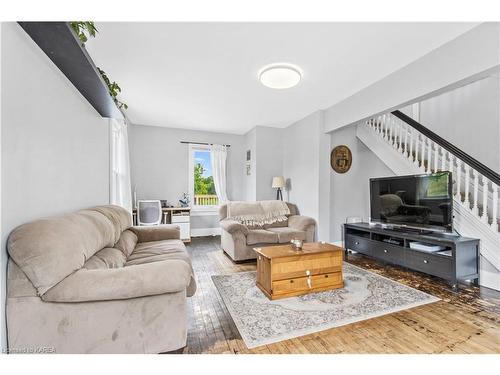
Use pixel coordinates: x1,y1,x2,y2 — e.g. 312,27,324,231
283,112,321,220
128,124,246,229
255,126,284,201
328,125,394,241
1,23,111,349
418,76,500,173
282,111,331,240
324,23,500,132
244,127,257,201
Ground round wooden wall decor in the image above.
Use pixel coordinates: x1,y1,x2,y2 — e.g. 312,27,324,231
330,145,352,173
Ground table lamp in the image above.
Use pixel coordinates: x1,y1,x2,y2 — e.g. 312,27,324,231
272,176,285,201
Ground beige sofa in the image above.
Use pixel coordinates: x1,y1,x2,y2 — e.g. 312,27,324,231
6,205,196,354
219,202,316,262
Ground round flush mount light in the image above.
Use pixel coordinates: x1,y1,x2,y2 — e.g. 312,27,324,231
258,63,302,89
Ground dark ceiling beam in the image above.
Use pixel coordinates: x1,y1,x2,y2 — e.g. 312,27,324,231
18,22,124,120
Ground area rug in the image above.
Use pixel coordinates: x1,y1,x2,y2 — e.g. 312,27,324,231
211,263,439,348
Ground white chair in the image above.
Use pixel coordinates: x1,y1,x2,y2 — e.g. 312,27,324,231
137,200,162,226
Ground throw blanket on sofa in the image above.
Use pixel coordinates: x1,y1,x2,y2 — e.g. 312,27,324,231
226,200,290,227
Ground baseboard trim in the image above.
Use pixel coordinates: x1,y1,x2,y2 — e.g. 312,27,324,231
191,227,221,237
480,269,500,291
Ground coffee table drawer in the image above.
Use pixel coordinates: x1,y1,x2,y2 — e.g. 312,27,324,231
272,272,343,296
271,253,342,281
345,236,372,256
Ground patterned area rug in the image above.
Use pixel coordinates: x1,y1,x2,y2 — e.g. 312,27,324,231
212,263,440,348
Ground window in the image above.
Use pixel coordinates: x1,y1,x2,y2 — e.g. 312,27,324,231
109,119,132,211
188,145,219,208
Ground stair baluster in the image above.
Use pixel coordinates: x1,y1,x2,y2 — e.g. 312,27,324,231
464,164,471,208
472,170,479,215
433,141,438,172
455,159,462,201
382,117,387,140
426,138,432,174
449,154,455,199
441,147,446,172
398,120,403,152
414,133,420,167
391,118,396,148
420,134,426,172
408,128,414,162
386,115,390,140
481,176,489,224
492,184,498,231
404,124,409,157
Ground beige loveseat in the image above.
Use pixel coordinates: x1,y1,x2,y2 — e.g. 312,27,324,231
6,205,196,354
219,201,316,262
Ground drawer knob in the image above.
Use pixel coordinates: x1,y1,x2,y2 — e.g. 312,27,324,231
290,280,294,284
383,249,388,253
355,241,359,245
423,260,428,264
325,274,329,278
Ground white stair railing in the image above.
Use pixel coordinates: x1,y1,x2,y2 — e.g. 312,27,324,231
366,113,500,235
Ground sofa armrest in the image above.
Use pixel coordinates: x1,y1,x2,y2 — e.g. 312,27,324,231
41,260,194,302
220,219,249,235
288,215,316,231
130,224,180,243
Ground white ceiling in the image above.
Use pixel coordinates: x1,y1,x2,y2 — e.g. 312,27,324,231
85,22,478,134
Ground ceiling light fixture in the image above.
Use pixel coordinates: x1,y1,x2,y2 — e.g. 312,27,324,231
258,63,302,89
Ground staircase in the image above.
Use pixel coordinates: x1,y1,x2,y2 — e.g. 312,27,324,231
357,110,500,291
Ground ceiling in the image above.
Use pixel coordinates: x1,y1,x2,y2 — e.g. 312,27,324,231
85,22,478,134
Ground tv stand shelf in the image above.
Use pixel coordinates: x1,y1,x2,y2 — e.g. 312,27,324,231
343,223,479,291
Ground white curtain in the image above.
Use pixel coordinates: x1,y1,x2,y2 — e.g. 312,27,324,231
110,119,132,212
210,144,229,203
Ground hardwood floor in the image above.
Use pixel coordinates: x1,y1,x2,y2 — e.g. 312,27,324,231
183,237,500,354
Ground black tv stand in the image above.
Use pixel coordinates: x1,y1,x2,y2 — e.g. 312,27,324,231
344,223,479,292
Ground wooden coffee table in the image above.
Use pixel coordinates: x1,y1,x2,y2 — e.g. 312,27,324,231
253,242,344,300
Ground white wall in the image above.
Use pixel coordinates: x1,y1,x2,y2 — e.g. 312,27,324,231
328,125,394,241
129,124,246,229
1,23,111,349
324,23,500,133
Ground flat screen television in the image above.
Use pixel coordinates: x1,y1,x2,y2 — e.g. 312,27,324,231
370,172,453,232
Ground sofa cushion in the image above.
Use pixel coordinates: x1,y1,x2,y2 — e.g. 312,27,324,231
130,224,180,243
126,239,190,266
7,208,122,295
41,259,194,303
114,229,138,257
83,247,127,270
90,205,133,241
126,239,197,297
263,219,288,229
246,229,279,245
267,227,306,243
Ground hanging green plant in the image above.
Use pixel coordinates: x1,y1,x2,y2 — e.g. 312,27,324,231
97,68,129,110
69,21,98,44
69,21,128,111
